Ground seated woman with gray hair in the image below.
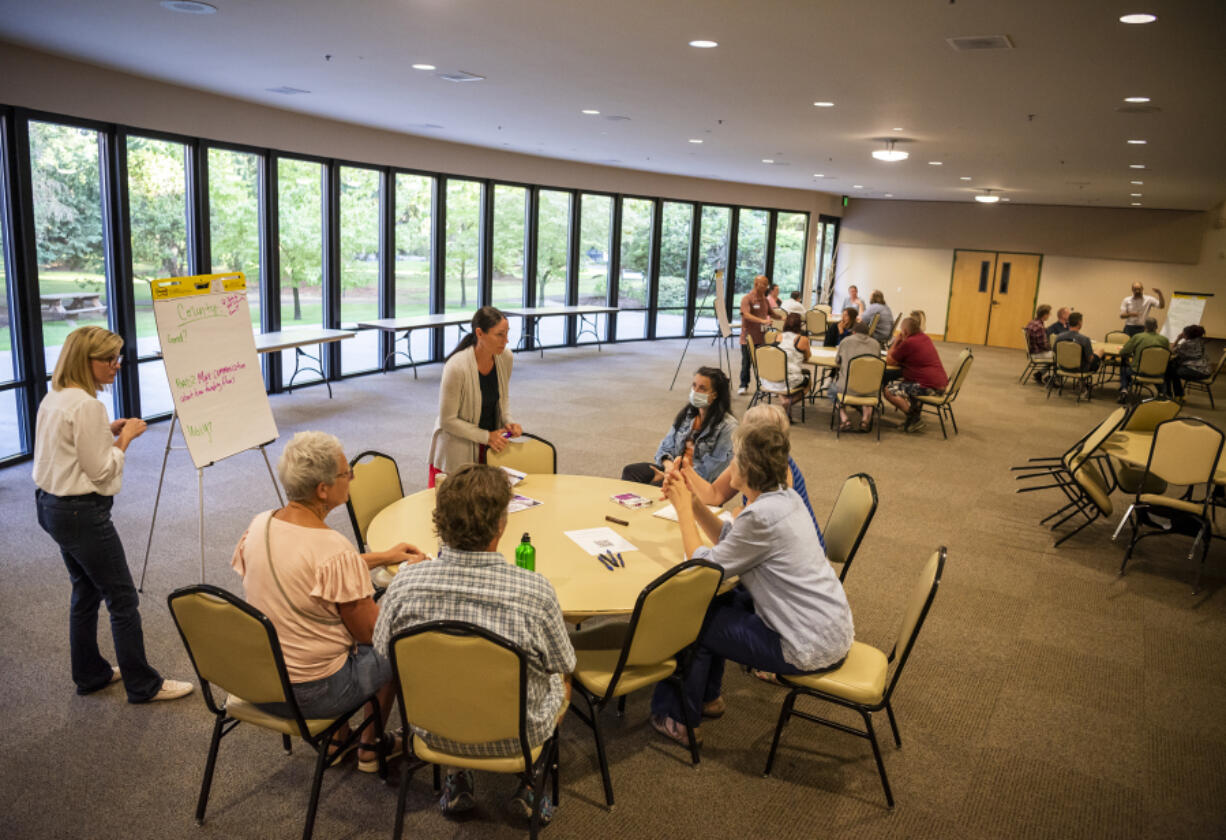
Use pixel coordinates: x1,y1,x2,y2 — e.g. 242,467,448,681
232,431,425,771
650,422,853,747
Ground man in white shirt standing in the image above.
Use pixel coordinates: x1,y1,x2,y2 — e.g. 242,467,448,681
1120,283,1165,338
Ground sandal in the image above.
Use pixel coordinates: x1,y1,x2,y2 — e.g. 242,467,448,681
357,731,404,773
750,669,783,685
650,714,702,748
701,696,726,719
326,731,361,768
837,421,854,432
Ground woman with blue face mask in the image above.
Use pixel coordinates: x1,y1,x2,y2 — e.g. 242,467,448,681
620,366,737,485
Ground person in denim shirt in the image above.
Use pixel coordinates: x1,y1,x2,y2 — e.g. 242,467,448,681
621,366,737,484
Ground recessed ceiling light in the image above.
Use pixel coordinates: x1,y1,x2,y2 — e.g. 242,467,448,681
762,159,774,164
1131,202,1143,206
1119,13,1157,24
884,193,894,198
581,109,600,115
928,161,943,166
1127,139,1147,144
892,127,905,132
1129,164,1146,169
689,39,718,48
960,176,972,181
688,138,703,144
160,0,217,13
1130,180,1144,185
813,101,835,108
1001,197,1011,202
1130,193,1143,197
852,185,864,189
1124,96,1151,103
411,64,436,71
813,173,824,178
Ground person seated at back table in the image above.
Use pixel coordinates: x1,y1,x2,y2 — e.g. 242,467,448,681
673,402,824,548
621,366,737,485
832,320,883,432
648,423,853,747
766,282,781,312
372,464,575,824
1046,306,1071,340
781,290,806,316
232,431,425,772
759,312,812,411
884,317,948,434
860,290,894,344
1053,311,1102,396
1025,304,1054,384
1166,324,1213,400
824,306,859,347
1116,316,1169,402
841,284,866,315
886,309,926,352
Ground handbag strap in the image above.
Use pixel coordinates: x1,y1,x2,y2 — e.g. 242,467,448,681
263,513,343,626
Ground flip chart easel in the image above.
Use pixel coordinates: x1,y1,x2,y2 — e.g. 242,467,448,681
138,272,282,589
670,269,733,388
1161,291,1212,342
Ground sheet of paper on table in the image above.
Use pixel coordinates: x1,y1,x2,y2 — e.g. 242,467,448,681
504,435,529,444
507,494,542,514
564,527,639,556
653,503,735,524
500,465,527,486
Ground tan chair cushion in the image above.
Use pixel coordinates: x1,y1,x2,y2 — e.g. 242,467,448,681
780,641,887,705
913,393,946,406
1139,494,1207,516
1113,463,1167,495
410,699,568,773
836,394,878,407
573,648,677,697
226,696,336,737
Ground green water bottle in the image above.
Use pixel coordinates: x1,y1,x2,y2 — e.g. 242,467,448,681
515,532,535,571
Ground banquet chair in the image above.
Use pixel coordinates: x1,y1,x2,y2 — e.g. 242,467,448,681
1104,330,1130,344
1018,327,1053,385
814,304,833,316
486,433,557,475
823,473,879,583
805,308,828,338
750,343,806,422
914,348,973,439
867,312,881,338
1124,345,1171,401
388,621,562,840
1107,399,1181,539
167,585,385,840
763,547,946,808
1046,340,1095,402
1118,418,1225,593
1184,352,1226,409
832,354,886,441
346,450,404,552
567,560,724,809
1096,330,1130,388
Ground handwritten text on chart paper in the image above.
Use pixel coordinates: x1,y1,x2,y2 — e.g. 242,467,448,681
175,361,248,403
166,293,246,344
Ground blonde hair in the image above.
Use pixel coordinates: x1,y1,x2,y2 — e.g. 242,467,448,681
732,423,789,493
52,326,123,394
277,431,344,503
742,402,790,432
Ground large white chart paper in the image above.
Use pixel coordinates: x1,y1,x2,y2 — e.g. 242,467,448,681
151,273,278,469
1161,292,1211,342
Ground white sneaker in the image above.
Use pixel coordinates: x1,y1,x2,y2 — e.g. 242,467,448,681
737,386,747,395
148,679,194,702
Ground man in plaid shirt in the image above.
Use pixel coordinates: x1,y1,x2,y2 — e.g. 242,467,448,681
1024,304,1054,383
373,464,574,824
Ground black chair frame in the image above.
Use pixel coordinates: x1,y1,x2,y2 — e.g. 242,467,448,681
828,472,878,584
345,449,404,553
388,621,560,840
167,584,385,840
831,353,886,441
918,349,972,439
762,548,947,808
568,559,723,809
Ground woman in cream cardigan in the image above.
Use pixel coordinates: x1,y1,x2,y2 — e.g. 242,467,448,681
428,306,523,485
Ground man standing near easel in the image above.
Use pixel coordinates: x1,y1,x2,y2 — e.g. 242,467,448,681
737,274,772,395
1120,282,1165,337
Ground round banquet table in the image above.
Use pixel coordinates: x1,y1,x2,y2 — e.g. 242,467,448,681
366,474,712,619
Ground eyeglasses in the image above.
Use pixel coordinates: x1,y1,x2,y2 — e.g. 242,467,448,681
92,356,122,368
338,468,354,481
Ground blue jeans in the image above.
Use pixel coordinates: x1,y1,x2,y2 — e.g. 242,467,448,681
35,490,163,702
650,587,814,727
257,645,391,720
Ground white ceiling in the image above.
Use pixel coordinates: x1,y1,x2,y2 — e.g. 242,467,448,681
2,0,1224,211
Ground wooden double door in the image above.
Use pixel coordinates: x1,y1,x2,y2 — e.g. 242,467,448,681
945,250,1042,350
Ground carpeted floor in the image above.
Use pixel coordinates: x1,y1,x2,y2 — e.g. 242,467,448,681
2,337,1224,839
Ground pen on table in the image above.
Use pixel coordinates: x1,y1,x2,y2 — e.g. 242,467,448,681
596,553,615,571
605,515,629,526
615,552,625,567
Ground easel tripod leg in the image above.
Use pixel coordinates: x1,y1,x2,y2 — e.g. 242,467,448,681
138,413,177,592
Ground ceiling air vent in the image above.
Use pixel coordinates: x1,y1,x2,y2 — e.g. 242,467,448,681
436,70,485,83
947,35,1015,51
266,86,310,95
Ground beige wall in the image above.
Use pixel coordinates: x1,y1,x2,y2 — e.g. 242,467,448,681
0,42,841,290
836,199,1226,339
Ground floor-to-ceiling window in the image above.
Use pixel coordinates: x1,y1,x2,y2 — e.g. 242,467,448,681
338,165,381,374
394,172,434,366
616,197,653,340
492,184,527,347
734,207,769,298
815,215,840,306
576,193,612,345
443,179,481,352
656,201,693,338
696,206,730,334
276,157,325,385
773,211,807,300
0,129,23,458
207,147,262,329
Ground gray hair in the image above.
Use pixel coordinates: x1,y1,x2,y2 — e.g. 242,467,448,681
278,431,344,503
743,402,790,432
1144,316,1159,332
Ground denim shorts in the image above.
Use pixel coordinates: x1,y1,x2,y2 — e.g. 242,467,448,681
259,645,391,720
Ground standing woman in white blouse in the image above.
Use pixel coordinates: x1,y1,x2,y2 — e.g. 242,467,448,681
427,306,522,486
33,326,192,703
